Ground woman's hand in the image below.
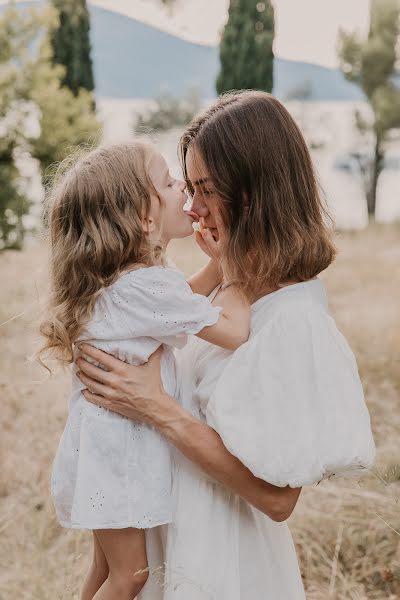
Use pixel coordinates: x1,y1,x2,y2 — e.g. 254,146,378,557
76,345,174,426
194,210,228,264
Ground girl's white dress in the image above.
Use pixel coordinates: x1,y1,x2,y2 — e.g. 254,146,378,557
51,266,221,530
140,278,376,600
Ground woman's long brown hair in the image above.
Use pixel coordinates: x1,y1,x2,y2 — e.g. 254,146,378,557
39,141,162,367
180,90,336,299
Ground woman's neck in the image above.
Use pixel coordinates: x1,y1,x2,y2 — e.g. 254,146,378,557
251,278,306,303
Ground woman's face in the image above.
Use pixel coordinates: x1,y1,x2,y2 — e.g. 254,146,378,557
185,146,222,241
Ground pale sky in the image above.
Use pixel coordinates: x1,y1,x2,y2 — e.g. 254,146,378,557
2,0,371,68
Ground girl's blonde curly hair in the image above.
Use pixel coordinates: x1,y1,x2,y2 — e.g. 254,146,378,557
38,140,163,367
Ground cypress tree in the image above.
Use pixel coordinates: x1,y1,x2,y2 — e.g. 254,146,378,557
51,0,95,96
216,0,274,95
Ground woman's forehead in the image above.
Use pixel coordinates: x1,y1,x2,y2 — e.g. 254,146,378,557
186,146,210,184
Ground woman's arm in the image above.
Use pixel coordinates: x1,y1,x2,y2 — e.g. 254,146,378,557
151,398,301,521
76,345,301,522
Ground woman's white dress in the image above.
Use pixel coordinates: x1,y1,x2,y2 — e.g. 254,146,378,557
141,278,376,600
51,266,221,530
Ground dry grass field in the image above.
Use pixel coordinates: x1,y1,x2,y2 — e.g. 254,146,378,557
0,224,399,600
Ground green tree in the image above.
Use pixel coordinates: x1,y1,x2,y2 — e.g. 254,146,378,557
0,5,100,250
0,5,44,249
216,0,274,94
51,0,95,96
338,0,400,217
28,41,101,177
0,151,30,250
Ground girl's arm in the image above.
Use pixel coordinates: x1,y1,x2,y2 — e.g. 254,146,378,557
76,345,301,522
195,285,250,351
190,224,250,351
188,259,221,297
188,221,226,298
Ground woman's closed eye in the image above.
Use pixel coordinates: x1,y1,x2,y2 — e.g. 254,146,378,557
196,186,213,196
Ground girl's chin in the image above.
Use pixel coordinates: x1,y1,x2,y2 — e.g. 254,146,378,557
171,227,195,240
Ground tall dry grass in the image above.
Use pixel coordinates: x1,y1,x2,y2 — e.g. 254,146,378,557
0,224,399,599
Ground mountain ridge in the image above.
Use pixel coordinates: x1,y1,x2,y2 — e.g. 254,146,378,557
1,2,365,101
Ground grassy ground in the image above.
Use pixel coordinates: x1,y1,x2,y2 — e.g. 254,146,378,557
0,224,399,600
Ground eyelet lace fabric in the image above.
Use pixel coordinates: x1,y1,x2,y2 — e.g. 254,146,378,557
51,266,222,529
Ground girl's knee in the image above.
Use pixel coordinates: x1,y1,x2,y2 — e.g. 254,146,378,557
91,555,109,582
133,567,149,591
110,567,149,596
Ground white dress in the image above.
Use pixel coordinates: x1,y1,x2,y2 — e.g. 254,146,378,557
51,266,221,530
140,278,376,599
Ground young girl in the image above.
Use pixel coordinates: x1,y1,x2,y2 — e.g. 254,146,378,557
39,141,250,600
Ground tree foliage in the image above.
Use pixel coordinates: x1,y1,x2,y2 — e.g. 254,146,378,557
0,5,100,250
51,0,95,96
28,43,100,176
0,6,44,249
216,0,275,95
338,0,400,216
135,88,201,132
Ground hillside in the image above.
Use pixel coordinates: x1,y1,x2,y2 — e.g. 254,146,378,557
0,2,364,100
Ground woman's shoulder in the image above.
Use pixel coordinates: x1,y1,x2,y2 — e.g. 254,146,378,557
247,278,358,370
251,278,329,333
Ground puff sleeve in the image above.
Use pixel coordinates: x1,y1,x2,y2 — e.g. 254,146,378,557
90,266,222,349
206,302,376,487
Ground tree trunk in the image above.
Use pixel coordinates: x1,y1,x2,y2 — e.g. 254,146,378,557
367,134,384,217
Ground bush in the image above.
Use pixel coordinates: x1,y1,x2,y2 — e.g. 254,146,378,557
134,88,201,132
0,160,30,250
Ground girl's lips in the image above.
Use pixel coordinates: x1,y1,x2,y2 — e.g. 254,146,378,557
183,210,200,222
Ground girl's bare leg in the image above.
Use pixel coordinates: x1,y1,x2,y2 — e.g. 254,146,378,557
92,528,149,600
81,532,109,600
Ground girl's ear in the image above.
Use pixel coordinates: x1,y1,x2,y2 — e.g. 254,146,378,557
142,214,156,234
142,194,160,234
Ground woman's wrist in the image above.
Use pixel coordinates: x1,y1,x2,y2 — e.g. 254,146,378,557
150,391,196,440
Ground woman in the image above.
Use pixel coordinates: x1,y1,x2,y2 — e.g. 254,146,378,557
76,91,376,599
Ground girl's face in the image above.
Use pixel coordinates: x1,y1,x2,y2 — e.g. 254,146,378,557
146,151,194,245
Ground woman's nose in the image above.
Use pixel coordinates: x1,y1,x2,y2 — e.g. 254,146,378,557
191,194,210,218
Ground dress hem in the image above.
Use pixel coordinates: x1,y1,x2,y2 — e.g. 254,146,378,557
57,515,172,530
